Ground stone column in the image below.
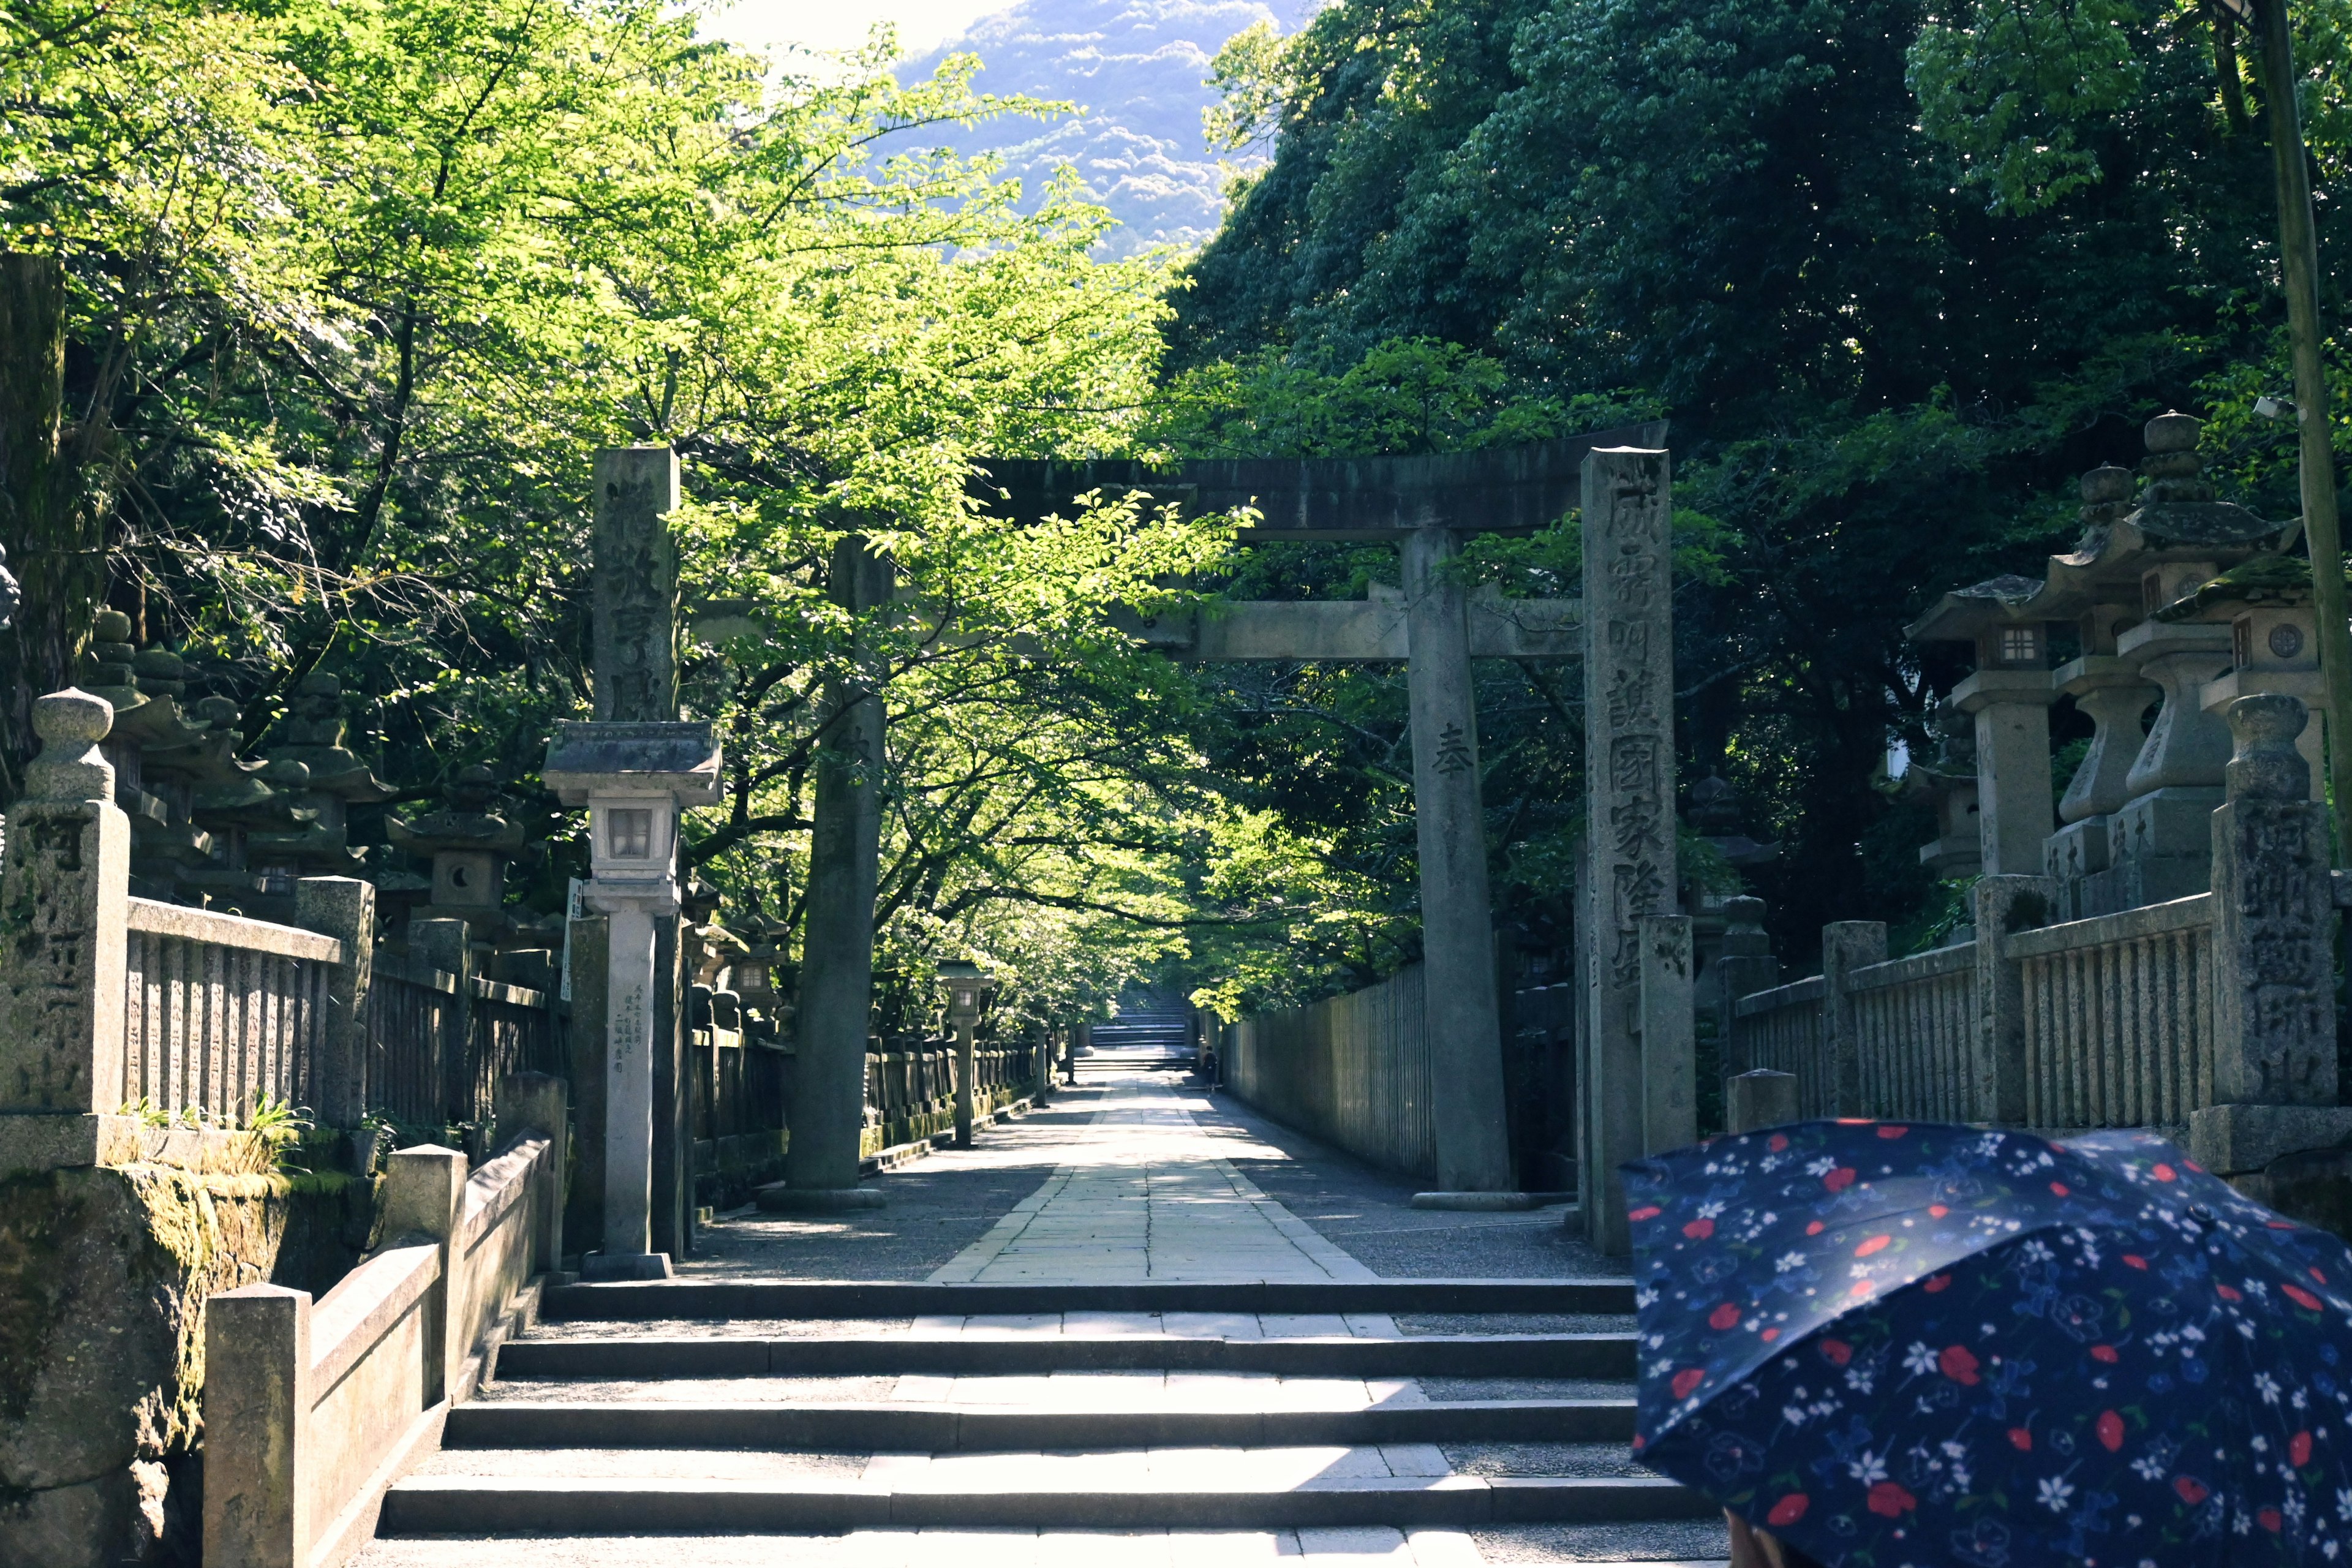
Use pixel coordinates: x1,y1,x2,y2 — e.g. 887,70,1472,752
563,911,609,1250
293,876,375,1129
1637,914,1695,1153
1970,874,2051,1124
0,690,129,1118
1951,668,2056,876
778,537,892,1209
1401,526,1513,1196
954,1017,976,1148
202,1283,311,1568
588,893,662,1261
1709,895,1778,1074
1818,921,1888,1117
494,1071,570,1268
410,916,474,1129
2207,694,2335,1106
591,447,680,724
1580,447,1678,1257
379,1144,466,1404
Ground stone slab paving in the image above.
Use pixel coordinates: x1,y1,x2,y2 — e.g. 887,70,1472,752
928,1080,1376,1283
353,1527,1526,1566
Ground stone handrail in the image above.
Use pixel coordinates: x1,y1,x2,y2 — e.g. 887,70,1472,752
204,1076,567,1568
2007,893,2215,1130
1728,974,1830,1117
1846,941,1979,1124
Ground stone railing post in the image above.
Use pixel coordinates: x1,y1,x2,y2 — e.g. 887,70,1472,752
494,1071,570,1270
0,690,130,1121
203,1283,312,1568
411,916,476,1129
1725,1069,1799,1134
1637,914,1695,1155
380,1144,467,1405
2208,694,2335,1107
1711,895,1779,1076
1972,874,2052,1125
1819,921,1887,1116
295,876,376,1129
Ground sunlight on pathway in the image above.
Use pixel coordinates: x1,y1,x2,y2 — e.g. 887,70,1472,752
929,1079,1375,1283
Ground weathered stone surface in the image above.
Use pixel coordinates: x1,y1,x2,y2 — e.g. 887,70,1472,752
789,538,892,1196
2209,695,2335,1107
1725,1071,1800,1135
0,1163,375,1567
0,691,130,1116
1580,447,1676,1257
590,447,681,723
2188,1102,2352,1177
1403,526,1511,1194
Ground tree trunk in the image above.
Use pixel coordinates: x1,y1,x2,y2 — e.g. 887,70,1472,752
0,254,107,796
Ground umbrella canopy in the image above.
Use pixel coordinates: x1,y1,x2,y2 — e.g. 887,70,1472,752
1625,1120,2352,1566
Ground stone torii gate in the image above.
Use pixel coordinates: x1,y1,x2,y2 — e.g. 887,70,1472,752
975,429,1690,1237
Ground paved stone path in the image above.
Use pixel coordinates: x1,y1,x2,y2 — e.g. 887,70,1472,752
929,1079,1375,1284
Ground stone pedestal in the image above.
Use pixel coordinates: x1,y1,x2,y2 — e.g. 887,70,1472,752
1952,668,2056,875
587,892,665,1271
2054,655,2157,823
2106,785,2225,907
1579,448,1680,1256
1725,1070,1799,1134
2118,617,2233,796
1402,526,1512,1196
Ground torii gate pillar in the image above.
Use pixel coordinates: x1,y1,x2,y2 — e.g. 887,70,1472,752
1401,528,1513,1193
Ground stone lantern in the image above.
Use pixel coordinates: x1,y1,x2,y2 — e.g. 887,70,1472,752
937,959,995,1148
385,765,526,935
542,719,722,1280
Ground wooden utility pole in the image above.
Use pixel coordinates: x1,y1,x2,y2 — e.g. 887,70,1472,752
2252,0,2352,858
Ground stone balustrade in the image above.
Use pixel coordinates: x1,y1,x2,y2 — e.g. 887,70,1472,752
205,1076,566,1568
1730,692,2352,1210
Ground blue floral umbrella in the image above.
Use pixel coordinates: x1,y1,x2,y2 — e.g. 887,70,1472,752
1624,1120,2352,1567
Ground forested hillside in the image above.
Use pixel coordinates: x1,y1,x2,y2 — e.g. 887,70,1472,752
1155,0,2352,979
899,0,1308,255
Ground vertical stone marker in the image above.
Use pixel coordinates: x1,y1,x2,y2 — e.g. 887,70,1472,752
1401,527,1514,1196
592,447,680,723
1581,446,1681,1257
546,445,722,1278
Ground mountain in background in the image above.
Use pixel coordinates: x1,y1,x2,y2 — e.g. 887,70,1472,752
901,0,1310,257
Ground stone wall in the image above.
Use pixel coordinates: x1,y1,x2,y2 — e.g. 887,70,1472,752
0,1154,378,1567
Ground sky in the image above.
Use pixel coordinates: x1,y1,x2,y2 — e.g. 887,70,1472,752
698,0,1005,58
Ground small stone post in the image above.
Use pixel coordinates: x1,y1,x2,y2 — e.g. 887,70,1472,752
494,1070,570,1268
1817,922,1886,1120
2209,694,2335,1106
202,1283,312,1568
1971,874,2051,1124
0,690,130,1118
410,916,475,1130
1725,1070,1800,1134
1581,447,1678,1256
1401,525,1514,1195
295,875,376,1129
379,1144,467,1404
1637,914,1697,1154
1710,895,1779,1076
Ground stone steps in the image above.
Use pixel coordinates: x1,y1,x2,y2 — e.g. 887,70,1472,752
447,1397,1638,1449
538,1278,1636,1319
497,1331,1636,1379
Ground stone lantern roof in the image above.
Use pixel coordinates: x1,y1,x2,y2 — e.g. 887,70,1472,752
1906,413,2286,649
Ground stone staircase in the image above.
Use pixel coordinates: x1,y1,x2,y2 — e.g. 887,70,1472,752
1080,1013,1197,1071
365,1278,1719,1561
